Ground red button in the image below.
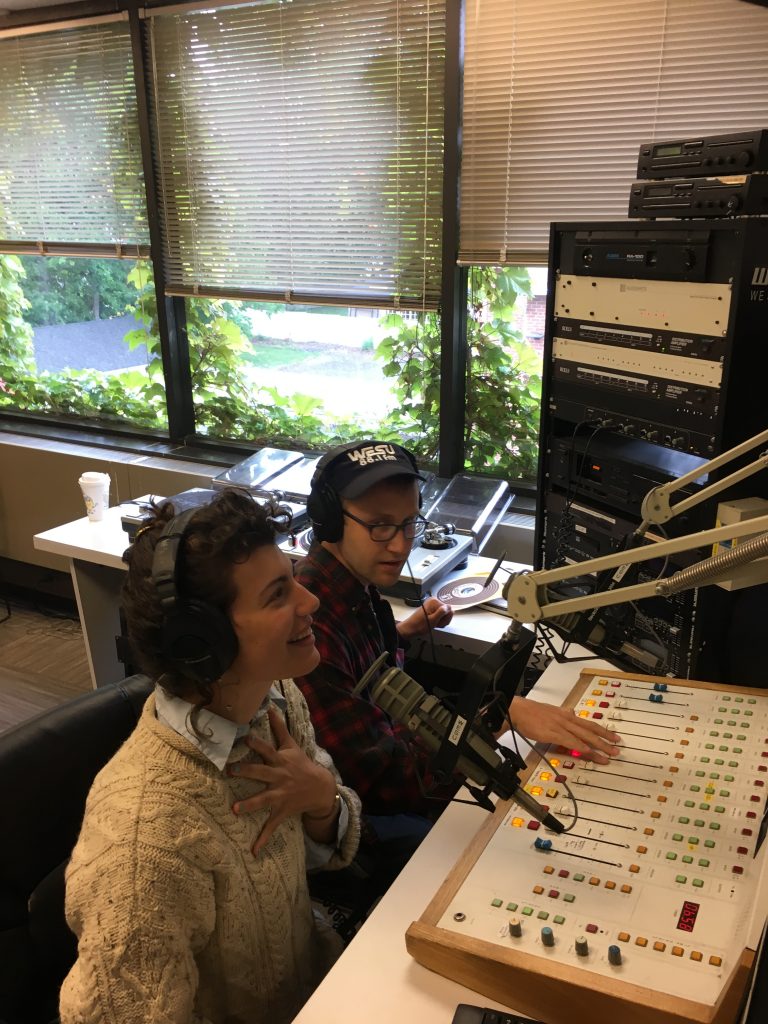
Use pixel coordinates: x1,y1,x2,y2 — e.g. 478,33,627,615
558,869,569,878
586,923,599,933
599,702,609,708
593,713,603,720
528,820,541,830
733,866,744,875
556,775,566,783
742,828,754,836
751,795,761,802
755,780,765,787
737,847,749,855
747,812,757,819
549,889,560,899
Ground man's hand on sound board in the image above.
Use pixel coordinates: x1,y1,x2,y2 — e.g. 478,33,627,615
506,698,622,764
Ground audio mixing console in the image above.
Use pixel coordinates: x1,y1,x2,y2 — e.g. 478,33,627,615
407,670,768,1024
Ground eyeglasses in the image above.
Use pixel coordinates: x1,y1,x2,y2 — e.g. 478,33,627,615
342,510,428,542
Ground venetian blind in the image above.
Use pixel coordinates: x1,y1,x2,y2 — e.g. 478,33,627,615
460,0,768,264
0,18,149,247
147,0,446,310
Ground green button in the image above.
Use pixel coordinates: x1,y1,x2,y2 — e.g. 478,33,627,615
675,875,687,883
563,893,575,903
748,698,757,704
714,719,723,725
709,823,721,831
705,744,715,750
678,816,690,825
719,746,729,752
553,915,565,925
694,819,705,827
695,770,706,778
737,735,746,741
729,761,739,768
672,833,684,841
491,898,503,907
709,731,719,737
698,859,710,868
684,800,695,808
705,786,715,795
715,759,725,765
733,747,743,754
723,733,733,740
721,697,731,702
574,874,585,882
699,803,709,811
725,775,734,782
506,902,518,912
690,785,701,792
704,839,716,848
682,855,693,864
693,878,704,888
667,852,678,860
537,910,549,920
727,720,737,726
522,906,534,916
700,757,710,764
688,837,699,845
735,697,744,703
744,709,753,716
709,773,720,780
714,806,725,813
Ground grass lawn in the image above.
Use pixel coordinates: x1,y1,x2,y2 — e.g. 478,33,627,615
241,341,315,369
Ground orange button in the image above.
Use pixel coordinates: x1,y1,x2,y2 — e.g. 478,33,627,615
636,845,648,854
675,752,685,759
669,765,679,773
644,827,655,836
651,811,662,818
543,865,555,874
657,795,667,803
621,884,633,894
672,946,684,957
589,876,600,886
691,951,703,962
618,932,630,942
629,864,640,874
635,936,648,947
605,880,616,890
709,956,722,967
654,941,666,952
680,740,689,747
533,885,544,894
663,780,673,788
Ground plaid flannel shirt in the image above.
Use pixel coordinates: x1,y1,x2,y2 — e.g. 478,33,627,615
294,542,441,816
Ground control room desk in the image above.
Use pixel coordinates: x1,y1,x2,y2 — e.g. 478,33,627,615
293,654,611,1024
33,500,530,689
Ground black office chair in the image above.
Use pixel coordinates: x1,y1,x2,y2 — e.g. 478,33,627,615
0,674,153,1024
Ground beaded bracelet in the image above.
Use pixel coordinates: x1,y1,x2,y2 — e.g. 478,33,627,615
304,789,341,822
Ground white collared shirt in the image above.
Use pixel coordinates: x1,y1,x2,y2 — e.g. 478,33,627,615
155,683,348,869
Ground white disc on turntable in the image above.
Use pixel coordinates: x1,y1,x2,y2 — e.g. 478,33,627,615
435,575,500,609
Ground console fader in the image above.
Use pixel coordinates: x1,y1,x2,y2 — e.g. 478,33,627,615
406,670,768,1024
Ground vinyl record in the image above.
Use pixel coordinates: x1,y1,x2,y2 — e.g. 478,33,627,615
436,575,500,609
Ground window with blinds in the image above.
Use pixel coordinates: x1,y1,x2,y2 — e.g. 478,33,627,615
0,17,149,250
146,0,446,310
460,0,768,265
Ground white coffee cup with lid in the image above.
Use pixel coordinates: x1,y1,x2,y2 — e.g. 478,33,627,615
78,471,111,522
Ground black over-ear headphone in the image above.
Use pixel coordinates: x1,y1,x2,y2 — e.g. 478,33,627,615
306,441,421,544
151,507,239,684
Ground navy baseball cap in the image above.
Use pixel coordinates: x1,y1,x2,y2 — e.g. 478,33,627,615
323,441,424,499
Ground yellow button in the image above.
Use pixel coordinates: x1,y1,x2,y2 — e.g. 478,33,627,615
539,772,552,782
511,817,524,828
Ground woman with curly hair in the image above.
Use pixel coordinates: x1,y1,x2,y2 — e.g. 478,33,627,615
60,488,361,1024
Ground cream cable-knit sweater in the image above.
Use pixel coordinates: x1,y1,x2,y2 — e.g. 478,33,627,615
59,684,361,1024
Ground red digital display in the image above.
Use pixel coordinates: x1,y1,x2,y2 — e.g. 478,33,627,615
676,900,700,933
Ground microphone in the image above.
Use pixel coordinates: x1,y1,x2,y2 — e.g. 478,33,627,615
353,655,565,832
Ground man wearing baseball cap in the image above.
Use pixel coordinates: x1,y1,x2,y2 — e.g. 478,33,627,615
233,439,620,873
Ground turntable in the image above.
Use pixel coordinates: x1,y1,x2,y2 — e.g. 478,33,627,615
279,521,473,603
